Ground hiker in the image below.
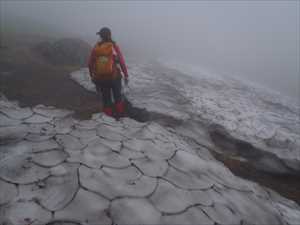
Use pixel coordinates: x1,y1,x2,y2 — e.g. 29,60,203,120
88,27,129,118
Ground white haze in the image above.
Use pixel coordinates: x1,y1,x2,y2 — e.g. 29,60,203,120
1,1,299,100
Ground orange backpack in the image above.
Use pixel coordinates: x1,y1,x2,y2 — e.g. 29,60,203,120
94,42,116,79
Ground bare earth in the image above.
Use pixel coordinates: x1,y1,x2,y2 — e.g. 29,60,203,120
0,42,99,120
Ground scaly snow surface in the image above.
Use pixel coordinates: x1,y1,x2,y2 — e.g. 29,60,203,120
71,62,300,169
1,61,300,224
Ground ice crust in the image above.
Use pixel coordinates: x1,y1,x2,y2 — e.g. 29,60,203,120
161,61,300,163
71,63,300,167
0,62,300,224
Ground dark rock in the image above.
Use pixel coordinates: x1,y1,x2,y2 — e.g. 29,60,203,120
209,124,296,175
34,38,91,67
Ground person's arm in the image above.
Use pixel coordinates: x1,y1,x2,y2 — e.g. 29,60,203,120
114,44,128,78
88,47,96,78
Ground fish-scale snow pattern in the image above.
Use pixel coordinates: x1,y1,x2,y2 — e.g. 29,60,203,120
162,61,300,164
1,93,300,225
71,64,300,170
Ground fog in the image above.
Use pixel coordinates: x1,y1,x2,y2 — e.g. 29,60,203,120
1,1,299,100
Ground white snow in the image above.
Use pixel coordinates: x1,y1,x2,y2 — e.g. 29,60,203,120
161,60,300,162
1,61,300,224
71,63,300,165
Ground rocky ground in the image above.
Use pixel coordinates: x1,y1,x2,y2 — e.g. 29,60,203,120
1,38,300,224
0,37,98,120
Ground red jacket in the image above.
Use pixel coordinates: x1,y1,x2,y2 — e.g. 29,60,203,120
88,42,128,78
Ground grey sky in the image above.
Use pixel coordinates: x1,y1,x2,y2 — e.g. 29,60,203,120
2,1,299,99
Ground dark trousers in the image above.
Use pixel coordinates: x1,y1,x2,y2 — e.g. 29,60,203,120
94,78,122,108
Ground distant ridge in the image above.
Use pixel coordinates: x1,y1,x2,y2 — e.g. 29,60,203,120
34,38,91,67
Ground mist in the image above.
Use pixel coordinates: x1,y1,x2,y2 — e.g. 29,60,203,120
1,1,299,99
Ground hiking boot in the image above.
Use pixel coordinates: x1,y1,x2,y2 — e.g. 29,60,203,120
115,101,125,117
103,107,113,117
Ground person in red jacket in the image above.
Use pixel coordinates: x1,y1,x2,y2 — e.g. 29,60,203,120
88,27,129,118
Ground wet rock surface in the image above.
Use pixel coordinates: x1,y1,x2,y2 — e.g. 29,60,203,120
1,94,300,225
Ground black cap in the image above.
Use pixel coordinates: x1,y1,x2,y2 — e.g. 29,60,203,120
96,27,111,37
